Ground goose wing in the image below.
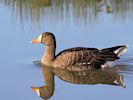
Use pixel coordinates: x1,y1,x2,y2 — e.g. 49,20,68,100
54,47,107,71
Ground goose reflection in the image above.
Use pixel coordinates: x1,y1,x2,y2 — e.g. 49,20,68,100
31,65,126,100
53,67,126,87
31,66,55,100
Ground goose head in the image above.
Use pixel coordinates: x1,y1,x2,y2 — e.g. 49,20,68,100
31,32,56,46
31,86,54,100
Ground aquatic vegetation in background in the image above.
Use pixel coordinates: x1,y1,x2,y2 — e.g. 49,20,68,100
1,0,133,25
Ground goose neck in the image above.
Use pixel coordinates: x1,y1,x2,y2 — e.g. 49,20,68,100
41,44,56,64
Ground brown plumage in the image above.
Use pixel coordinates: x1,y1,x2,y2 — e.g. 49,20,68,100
31,66,126,99
53,67,126,88
31,32,128,71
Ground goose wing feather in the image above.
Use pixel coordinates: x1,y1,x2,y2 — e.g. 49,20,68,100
53,47,107,70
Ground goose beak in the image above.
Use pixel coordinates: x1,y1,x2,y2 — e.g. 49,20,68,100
31,86,38,91
31,34,42,43
31,86,40,96
31,38,41,43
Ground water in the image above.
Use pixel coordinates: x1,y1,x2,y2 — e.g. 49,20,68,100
0,0,133,100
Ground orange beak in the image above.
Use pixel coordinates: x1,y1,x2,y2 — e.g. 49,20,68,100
31,86,40,96
31,86,39,92
31,34,42,43
31,38,41,43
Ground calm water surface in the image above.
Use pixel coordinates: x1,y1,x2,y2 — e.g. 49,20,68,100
0,0,133,100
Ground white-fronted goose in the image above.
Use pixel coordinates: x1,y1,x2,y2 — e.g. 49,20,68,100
31,65,126,99
53,67,126,88
31,32,128,71
31,67,55,100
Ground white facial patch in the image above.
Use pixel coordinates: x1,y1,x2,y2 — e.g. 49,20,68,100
37,34,42,42
36,89,40,96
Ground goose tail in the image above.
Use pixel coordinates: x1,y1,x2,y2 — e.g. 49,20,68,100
113,45,128,57
114,75,126,88
100,45,128,59
99,45,128,68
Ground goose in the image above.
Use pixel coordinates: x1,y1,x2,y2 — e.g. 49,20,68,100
31,65,126,99
52,67,126,88
31,67,55,100
31,32,128,71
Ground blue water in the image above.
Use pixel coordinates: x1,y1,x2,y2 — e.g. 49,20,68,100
0,1,133,100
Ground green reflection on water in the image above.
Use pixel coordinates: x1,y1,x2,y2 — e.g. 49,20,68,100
1,0,133,25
